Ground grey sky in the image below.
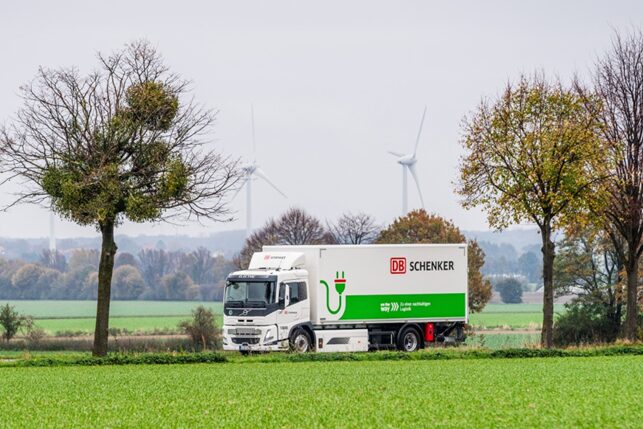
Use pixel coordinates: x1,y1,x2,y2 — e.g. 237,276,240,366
0,0,640,238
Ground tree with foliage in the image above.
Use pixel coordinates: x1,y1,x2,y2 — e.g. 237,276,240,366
236,208,332,269
111,265,147,300
11,264,62,299
496,277,523,304
554,227,624,341
578,31,643,340
0,303,28,342
376,209,492,313
457,74,603,347
160,272,198,300
0,41,239,355
327,212,380,244
114,252,138,269
39,249,67,272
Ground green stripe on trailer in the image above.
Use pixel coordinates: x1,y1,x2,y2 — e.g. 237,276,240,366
339,293,466,320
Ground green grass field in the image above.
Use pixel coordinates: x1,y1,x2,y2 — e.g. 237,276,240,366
0,356,640,428
1,300,222,318
468,304,565,329
1,301,560,335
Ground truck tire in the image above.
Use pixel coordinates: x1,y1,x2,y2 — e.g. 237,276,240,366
289,328,312,353
398,326,422,352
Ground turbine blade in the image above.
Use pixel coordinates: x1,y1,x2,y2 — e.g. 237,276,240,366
255,167,287,198
230,176,249,201
388,151,404,158
413,105,427,158
407,164,425,209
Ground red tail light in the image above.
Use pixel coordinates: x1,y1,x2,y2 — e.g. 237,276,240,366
424,323,435,342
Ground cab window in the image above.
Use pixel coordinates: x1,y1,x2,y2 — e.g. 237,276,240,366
288,282,307,305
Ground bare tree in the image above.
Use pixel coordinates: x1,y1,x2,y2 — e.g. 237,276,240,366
0,41,239,355
589,31,643,340
235,208,332,269
327,212,380,244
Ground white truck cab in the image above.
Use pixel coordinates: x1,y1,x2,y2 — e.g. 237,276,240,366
222,252,313,352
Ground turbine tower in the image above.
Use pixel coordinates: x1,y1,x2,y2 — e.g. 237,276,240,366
49,207,57,264
388,106,427,214
233,106,287,236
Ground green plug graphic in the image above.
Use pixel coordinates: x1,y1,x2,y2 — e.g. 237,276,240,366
321,270,346,315
334,271,346,294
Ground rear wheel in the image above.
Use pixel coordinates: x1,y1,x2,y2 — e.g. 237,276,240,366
289,329,312,353
398,327,422,352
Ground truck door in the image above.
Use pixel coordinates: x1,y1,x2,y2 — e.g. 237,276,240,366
277,281,310,331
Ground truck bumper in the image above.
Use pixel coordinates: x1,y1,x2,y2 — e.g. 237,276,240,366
222,325,288,352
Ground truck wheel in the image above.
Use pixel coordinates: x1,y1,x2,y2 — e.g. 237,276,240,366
289,329,311,353
398,327,421,352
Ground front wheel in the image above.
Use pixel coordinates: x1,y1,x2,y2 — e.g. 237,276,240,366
398,327,422,352
289,329,312,353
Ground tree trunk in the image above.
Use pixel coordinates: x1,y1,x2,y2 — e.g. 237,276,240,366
624,256,639,341
540,224,555,348
92,219,117,357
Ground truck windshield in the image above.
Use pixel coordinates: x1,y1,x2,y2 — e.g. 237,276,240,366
224,281,275,307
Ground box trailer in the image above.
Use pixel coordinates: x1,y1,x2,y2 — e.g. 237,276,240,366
222,244,468,353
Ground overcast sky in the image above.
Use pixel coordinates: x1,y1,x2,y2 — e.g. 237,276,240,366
0,1,640,239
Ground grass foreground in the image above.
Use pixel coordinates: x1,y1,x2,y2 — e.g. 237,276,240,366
0,352,640,428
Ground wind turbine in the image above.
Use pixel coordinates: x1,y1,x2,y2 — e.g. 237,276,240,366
233,106,287,236
388,106,427,214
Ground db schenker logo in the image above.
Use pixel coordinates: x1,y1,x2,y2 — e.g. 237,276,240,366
390,257,406,274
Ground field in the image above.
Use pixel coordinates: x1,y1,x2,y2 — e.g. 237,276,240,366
0,355,640,428
468,304,565,329
1,300,222,335
1,301,556,350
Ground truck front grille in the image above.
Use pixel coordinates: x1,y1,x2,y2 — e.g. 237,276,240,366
231,337,260,345
228,327,261,336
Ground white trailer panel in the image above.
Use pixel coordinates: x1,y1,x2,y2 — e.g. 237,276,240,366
264,244,468,326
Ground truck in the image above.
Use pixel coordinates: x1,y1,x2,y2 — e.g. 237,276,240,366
222,244,468,353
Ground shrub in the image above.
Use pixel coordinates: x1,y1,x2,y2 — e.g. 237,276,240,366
495,278,523,304
178,306,219,351
553,302,618,346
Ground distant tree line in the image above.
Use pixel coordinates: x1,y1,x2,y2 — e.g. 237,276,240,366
0,247,235,301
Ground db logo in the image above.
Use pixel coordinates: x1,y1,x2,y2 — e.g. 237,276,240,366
390,257,406,274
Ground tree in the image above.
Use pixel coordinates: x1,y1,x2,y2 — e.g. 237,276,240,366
496,278,523,304
554,227,624,340
236,208,332,269
0,41,239,355
178,247,215,285
111,265,147,299
376,209,492,313
582,31,643,340
160,272,198,300
11,264,62,299
457,74,603,347
39,249,67,272
0,304,28,342
327,212,380,244
138,248,177,289
114,252,138,269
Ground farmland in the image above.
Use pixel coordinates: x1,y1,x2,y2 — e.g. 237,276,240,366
0,301,554,349
3,301,557,333
0,355,640,428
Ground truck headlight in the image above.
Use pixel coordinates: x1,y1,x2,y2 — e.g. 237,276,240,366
264,328,275,342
